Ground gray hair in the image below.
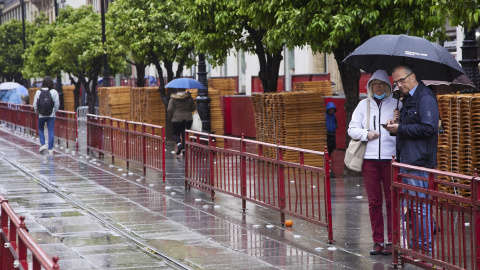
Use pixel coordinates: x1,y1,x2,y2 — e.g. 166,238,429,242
391,64,414,75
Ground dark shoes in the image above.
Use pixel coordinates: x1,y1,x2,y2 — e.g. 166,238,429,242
370,243,392,256
370,243,384,255
382,243,392,255
176,143,184,155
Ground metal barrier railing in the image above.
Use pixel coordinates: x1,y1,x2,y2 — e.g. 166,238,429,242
86,114,166,180
391,161,480,269
185,130,334,243
0,195,60,270
55,110,78,150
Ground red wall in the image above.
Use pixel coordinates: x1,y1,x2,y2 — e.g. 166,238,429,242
222,96,256,138
324,97,347,150
251,76,285,93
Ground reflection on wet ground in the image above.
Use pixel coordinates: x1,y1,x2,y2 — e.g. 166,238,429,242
0,127,418,269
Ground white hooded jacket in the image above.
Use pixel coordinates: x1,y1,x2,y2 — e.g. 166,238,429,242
348,70,402,160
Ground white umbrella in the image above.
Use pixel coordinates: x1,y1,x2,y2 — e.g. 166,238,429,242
0,82,21,90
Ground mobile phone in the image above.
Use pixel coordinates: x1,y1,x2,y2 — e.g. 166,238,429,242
381,124,388,128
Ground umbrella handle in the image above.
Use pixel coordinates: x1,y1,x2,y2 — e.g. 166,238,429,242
394,99,400,123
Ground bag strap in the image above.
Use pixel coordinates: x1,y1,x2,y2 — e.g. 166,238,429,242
366,99,370,130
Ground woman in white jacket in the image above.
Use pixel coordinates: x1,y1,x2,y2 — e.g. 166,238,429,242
348,70,401,256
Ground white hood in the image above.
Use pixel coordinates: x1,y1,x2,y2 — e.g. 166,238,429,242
367,70,392,98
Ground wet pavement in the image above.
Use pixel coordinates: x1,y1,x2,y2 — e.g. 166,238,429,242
0,125,419,269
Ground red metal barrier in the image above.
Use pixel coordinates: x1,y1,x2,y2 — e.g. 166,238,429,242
86,114,166,181
55,110,78,150
184,131,334,243
391,161,480,269
0,195,59,270
0,102,76,149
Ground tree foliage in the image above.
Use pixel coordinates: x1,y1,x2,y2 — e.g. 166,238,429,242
48,5,125,113
0,18,36,82
273,0,448,147
183,0,298,93
432,0,480,29
108,0,197,107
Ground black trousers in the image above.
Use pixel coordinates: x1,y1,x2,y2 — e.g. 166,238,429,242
327,134,336,157
172,121,193,145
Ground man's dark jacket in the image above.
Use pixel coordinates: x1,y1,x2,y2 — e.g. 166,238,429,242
397,82,438,168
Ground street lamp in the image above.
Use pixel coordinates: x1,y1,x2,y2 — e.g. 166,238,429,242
20,0,25,50
196,53,211,133
100,0,110,87
54,0,64,109
0,1,4,25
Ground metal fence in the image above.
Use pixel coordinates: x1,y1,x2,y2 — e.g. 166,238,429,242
86,114,166,180
0,195,60,270
184,130,334,243
391,161,480,269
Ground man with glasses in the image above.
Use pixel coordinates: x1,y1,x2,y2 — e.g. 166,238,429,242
385,64,439,254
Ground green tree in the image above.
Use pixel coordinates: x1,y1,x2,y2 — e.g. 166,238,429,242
432,0,480,29
23,13,58,80
183,0,290,93
108,0,196,107
0,18,36,82
274,1,448,147
48,5,125,113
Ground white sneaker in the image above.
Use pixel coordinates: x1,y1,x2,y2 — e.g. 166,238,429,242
39,145,47,153
48,150,53,155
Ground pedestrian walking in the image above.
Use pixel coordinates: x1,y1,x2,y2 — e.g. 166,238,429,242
167,88,196,155
33,76,60,155
385,64,439,254
348,70,400,255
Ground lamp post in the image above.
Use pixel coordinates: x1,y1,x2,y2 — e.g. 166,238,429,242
196,53,211,133
20,0,25,50
54,0,64,109
100,0,110,87
459,28,480,92
0,1,4,25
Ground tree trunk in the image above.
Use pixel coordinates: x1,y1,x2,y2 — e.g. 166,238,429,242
135,62,147,87
69,73,81,111
152,57,172,140
333,48,361,149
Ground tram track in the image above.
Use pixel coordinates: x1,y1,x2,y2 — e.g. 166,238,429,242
0,149,193,270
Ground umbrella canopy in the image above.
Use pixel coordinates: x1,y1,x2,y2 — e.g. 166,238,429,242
165,78,206,89
423,75,475,94
0,82,21,90
343,34,465,82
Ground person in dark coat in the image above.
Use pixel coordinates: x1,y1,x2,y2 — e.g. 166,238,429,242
325,101,337,157
386,64,439,254
167,89,196,155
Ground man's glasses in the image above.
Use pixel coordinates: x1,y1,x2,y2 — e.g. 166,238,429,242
393,73,412,86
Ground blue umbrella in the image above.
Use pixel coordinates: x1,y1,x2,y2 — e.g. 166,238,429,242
165,78,206,89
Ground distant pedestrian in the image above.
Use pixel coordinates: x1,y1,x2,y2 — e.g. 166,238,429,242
385,64,439,254
33,76,59,155
348,70,400,256
325,101,337,157
167,89,196,155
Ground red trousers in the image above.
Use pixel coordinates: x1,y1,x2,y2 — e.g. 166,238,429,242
362,159,392,243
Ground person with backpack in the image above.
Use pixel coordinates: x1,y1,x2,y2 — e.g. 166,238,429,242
33,76,59,155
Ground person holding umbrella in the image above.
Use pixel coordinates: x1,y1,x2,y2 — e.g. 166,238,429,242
385,64,439,254
167,88,196,155
348,70,400,255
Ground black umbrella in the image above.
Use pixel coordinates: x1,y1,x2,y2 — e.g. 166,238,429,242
343,34,465,82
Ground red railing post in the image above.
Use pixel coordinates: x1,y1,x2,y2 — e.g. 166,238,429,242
323,146,333,243
125,119,130,170
185,130,189,189
391,156,400,267
277,140,286,224
209,135,215,200
162,127,166,182
142,124,146,175
75,112,78,151
18,218,27,269
240,135,247,211
111,118,115,163
473,169,480,269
